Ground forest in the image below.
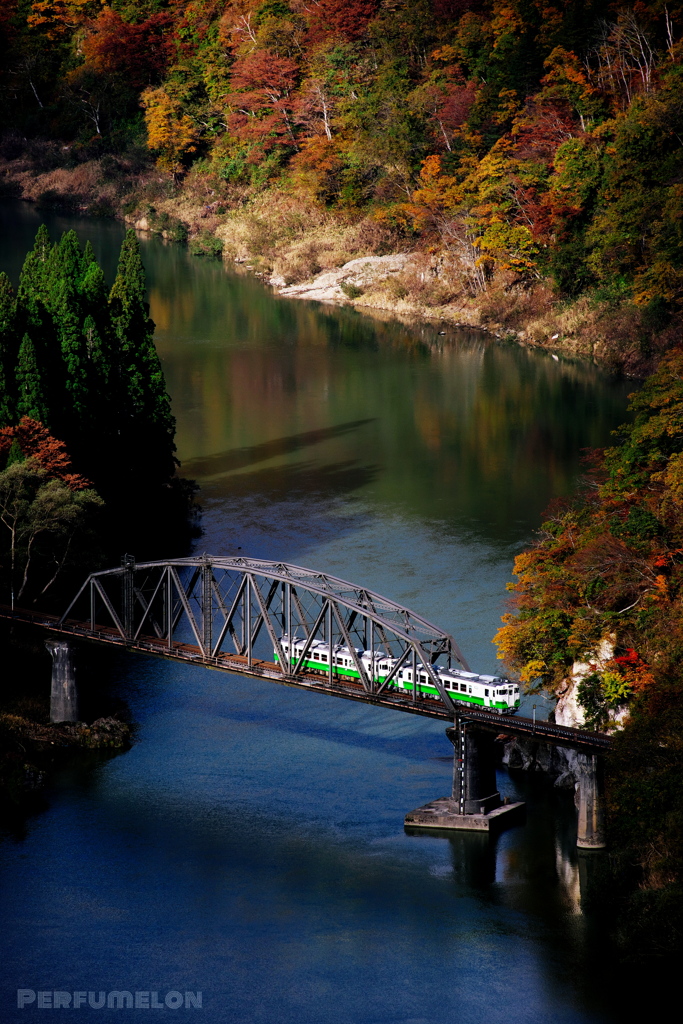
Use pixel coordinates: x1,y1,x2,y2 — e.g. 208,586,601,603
496,353,683,954
2,0,683,957
0,0,681,369
0,226,182,606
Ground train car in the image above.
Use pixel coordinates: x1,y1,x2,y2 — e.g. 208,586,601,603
275,635,520,714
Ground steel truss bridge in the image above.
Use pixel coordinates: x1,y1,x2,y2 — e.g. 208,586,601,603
1,555,609,751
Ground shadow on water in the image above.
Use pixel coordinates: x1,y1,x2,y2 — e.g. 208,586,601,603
0,201,650,1024
183,418,376,480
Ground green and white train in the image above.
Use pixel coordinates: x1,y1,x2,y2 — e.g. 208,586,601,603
275,635,521,714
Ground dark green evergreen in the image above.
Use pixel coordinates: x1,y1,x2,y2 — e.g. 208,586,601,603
5,439,25,467
109,230,176,485
16,333,49,424
0,272,17,426
0,225,178,501
17,225,53,304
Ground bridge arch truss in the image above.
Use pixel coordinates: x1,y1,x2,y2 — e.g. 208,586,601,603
59,555,469,714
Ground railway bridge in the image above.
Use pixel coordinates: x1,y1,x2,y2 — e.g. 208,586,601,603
2,554,610,848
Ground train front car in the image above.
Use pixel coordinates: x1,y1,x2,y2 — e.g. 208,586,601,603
429,669,520,713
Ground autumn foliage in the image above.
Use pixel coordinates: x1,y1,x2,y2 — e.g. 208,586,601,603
0,417,92,491
495,348,683,725
1,0,682,318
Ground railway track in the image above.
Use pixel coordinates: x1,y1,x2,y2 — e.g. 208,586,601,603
1,604,610,751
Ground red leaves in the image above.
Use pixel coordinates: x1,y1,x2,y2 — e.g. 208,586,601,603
614,648,641,667
0,418,92,491
229,49,299,98
227,50,300,157
306,0,379,43
81,10,173,91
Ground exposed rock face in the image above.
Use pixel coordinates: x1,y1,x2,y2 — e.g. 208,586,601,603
271,253,411,302
555,638,616,728
501,736,580,787
555,678,587,729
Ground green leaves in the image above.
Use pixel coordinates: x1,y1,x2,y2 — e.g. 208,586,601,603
1,224,176,494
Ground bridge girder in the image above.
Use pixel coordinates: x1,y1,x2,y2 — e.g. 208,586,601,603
59,555,469,715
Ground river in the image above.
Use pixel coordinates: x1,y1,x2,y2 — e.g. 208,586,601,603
0,201,658,1022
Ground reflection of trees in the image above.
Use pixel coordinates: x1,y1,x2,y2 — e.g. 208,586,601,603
145,245,629,546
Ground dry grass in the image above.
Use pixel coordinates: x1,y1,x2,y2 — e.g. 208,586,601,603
2,141,679,377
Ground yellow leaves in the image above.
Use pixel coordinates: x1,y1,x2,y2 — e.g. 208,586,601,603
490,2,524,46
412,155,463,213
141,87,198,174
474,221,539,276
518,659,548,683
494,88,520,126
601,669,632,705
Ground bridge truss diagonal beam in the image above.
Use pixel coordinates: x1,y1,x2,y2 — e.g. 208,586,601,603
57,554,470,718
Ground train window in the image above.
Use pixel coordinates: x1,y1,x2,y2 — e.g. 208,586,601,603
485,689,489,696
460,684,467,692
420,675,427,683
321,653,327,661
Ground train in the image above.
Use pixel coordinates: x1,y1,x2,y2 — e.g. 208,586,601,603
274,634,521,714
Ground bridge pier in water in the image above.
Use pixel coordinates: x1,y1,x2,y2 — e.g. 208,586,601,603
46,639,79,723
404,717,525,834
575,753,606,850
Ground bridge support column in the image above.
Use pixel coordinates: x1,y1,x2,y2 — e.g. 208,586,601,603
46,640,78,723
575,753,606,850
450,720,501,814
405,718,525,834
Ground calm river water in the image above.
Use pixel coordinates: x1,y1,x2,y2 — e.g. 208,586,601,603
0,202,658,1022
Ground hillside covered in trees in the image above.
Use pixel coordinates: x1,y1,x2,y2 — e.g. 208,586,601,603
496,352,683,955
0,227,189,606
0,0,681,370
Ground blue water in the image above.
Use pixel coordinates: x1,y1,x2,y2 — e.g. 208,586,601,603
0,202,649,1022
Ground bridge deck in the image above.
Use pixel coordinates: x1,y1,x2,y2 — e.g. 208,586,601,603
1,605,610,751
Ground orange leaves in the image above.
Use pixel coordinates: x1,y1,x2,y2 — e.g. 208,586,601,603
412,155,463,214
305,0,379,44
0,418,91,490
27,0,103,39
226,48,299,157
611,649,655,693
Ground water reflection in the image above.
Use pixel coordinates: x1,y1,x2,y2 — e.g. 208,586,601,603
0,202,643,1024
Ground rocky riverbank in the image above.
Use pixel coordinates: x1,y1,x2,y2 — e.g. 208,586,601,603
0,713,132,808
1,142,677,379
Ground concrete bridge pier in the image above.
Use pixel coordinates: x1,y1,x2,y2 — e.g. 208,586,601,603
46,639,79,723
450,720,501,814
575,753,606,849
404,717,525,833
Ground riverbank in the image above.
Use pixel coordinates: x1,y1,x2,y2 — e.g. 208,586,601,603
1,142,677,379
0,712,131,808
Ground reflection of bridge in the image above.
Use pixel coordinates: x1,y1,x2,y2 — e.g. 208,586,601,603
1,555,610,847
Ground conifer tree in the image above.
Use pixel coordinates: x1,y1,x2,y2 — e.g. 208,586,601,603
109,230,176,484
79,240,98,280
5,438,25,467
53,276,89,425
0,272,17,426
17,225,53,304
16,333,49,425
